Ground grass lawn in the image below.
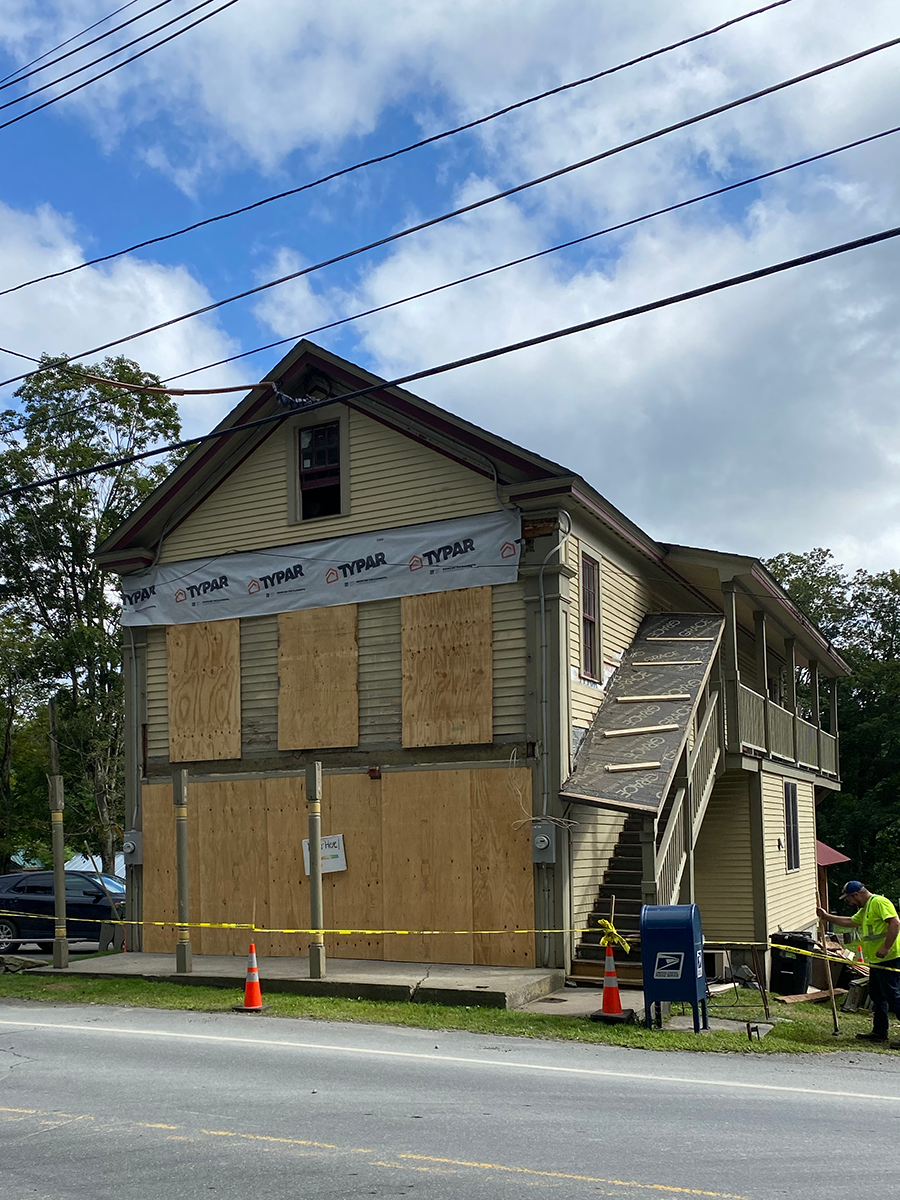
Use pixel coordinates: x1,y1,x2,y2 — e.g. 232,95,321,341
0,968,892,1054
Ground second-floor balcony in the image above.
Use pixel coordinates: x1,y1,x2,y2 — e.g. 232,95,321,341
733,681,839,779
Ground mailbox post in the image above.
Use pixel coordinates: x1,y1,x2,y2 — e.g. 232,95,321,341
640,904,708,1032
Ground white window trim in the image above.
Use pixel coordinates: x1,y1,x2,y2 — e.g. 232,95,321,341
285,404,351,526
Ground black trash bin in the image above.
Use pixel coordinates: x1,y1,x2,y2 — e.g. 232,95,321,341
770,931,815,994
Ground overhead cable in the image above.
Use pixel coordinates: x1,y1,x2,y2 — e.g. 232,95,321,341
3,221,897,499
0,0,219,114
5,118,892,440
0,0,241,133
0,0,177,93
0,0,144,86
161,122,900,383
0,0,797,299
2,29,895,393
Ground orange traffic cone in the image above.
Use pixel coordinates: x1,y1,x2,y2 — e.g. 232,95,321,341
601,945,623,1014
233,943,268,1013
590,944,635,1025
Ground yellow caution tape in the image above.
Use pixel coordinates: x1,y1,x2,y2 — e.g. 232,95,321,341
592,919,631,955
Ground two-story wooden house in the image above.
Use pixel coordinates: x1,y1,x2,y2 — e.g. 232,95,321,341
97,340,848,972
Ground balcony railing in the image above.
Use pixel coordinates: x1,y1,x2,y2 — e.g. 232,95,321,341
732,685,839,778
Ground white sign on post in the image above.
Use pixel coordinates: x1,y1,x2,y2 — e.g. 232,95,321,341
302,833,347,875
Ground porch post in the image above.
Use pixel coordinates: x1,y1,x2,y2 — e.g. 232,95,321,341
721,580,741,754
754,610,770,754
810,659,822,769
640,814,658,907
784,636,797,764
829,677,840,777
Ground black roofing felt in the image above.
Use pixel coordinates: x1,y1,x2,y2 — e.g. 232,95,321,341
562,613,725,813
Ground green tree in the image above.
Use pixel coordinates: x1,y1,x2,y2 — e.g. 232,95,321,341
0,355,181,873
765,551,900,899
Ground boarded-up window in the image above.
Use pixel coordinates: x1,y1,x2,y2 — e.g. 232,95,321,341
167,621,241,762
401,586,493,747
278,605,359,750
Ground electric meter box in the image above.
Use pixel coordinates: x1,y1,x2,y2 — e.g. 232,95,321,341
640,903,709,1032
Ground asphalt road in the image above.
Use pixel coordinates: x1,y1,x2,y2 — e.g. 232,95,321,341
2,1001,899,1200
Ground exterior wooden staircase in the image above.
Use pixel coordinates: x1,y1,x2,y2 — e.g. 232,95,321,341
570,815,646,985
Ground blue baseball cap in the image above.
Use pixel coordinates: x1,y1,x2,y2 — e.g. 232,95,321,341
840,880,864,897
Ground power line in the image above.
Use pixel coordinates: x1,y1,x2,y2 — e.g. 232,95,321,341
0,0,797,300
5,119,893,441
0,0,177,93
3,221,897,500
2,28,895,394
161,122,900,383
0,0,217,114
0,0,144,85
0,0,241,133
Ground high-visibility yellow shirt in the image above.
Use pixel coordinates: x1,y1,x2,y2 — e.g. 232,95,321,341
851,894,900,964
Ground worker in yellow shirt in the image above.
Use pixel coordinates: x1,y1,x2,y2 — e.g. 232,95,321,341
818,880,900,1045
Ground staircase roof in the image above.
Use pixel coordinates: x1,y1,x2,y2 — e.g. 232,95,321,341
561,613,724,814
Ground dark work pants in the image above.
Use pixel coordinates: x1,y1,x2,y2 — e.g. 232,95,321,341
867,958,900,1037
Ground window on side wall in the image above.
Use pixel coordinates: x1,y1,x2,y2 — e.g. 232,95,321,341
299,421,342,519
784,780,800,870
581,554,599,679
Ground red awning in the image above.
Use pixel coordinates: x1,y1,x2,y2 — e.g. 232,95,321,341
817,839,850,867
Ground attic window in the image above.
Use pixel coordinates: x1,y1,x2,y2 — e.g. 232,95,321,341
299,421,341,519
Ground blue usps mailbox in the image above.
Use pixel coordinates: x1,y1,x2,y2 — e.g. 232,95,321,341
640,903,708,1032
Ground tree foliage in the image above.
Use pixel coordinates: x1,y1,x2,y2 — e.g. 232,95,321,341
0,355,181,872
765,550,900,898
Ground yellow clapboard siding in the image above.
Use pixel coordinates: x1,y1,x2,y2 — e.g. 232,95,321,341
167,621,241,762
145,626,168,761
159,409,499,563
601,556,651,662
402,586,493,747
358,598,403,749
240,614,279,756
491,581,527,740
694,774,756,942
762,771,817,932
278,605,359,750
571,808,628,936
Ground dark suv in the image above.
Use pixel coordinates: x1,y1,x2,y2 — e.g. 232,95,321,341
0,870,125,952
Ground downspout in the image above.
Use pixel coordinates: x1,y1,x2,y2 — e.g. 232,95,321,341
538,511,572,966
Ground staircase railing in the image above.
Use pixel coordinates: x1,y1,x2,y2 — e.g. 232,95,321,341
651,691,722,908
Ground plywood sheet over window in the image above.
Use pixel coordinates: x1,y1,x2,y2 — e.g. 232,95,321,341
402,586,493,747
278,605,359,750
167,621,241,762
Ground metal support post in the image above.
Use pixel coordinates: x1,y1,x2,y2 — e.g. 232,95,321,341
306,761,326,980
173,769,192,973
48,699,68,970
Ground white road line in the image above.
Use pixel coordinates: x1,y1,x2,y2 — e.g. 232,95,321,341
0,1017,896,1102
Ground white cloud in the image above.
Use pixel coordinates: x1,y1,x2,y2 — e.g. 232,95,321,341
0,201,246,434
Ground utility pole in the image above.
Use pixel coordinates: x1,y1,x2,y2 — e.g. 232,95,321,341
306,761,326,979
48,699,68,970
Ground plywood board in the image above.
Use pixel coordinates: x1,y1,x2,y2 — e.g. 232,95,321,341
471,768,535,967
382,770,474,964
402,587,493,747
263,776,308,957
322,773,383,959
167,621,241,762
140,783,176,953
278,605,359,750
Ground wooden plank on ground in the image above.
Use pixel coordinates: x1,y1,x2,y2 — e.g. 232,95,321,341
401,586,493,747
140,783,176,953
382,769,474,964
471,767,535,967
774,988,848,1004
323,773,383,960
167,621,241,761
278,606,359,750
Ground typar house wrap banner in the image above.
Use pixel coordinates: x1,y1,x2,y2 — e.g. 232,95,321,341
119,509,522,626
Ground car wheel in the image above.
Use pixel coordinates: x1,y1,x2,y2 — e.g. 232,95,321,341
0,918,20,954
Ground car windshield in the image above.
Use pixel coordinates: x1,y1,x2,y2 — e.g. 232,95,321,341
96,874,126,893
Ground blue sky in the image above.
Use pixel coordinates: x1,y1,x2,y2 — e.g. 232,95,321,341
0,0,898,568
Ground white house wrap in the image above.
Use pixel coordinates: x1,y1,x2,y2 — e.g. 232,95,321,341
119,509,522,625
